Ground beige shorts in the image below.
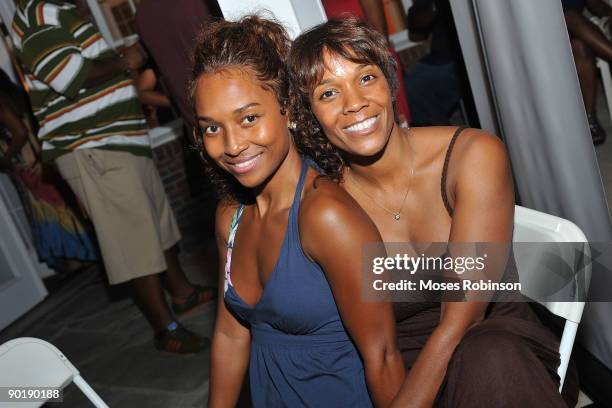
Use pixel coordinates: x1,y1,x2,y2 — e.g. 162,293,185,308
56,149,181,284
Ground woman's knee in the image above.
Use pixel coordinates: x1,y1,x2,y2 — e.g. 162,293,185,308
448,331,528,382
441,330,567,407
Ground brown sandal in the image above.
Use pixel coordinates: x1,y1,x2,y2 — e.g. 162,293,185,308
154,322,209,354
171,285,216,316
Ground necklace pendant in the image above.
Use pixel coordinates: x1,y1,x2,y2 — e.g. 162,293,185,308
394,213,401,220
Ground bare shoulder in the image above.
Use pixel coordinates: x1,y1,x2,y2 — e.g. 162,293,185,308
412,126,508,169
458,127,507,157
452,128,510,174
451,128,514,204
299,172,379,249
215,200,242,245
414,123,501,147
408,126,467,163
300,174,365,226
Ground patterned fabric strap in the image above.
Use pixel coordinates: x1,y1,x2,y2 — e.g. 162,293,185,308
224,205,245,293
227,205,245,249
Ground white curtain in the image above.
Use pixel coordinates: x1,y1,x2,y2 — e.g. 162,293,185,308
451,0,612,369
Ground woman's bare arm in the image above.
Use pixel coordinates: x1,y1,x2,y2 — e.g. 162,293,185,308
586,0,612,18
392,129,515,407
136,68,171,108
208,202,251,408
564,8,612,61
301,182,405,407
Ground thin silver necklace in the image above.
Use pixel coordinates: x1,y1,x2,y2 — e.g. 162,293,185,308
347,130,415,221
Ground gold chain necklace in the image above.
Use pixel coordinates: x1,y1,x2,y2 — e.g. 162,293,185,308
347,131,415,221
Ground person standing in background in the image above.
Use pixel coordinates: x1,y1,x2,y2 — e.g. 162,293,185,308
135,0,220,196
404,0,471,126
12,0,213,353
135,0,218,132
562,0,612,144
133,61,174,128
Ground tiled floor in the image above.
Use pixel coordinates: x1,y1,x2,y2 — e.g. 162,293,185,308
0,240,219,408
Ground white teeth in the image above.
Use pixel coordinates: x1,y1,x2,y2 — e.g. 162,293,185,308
345,116,378,132
234,158,256,168
233,155,259,168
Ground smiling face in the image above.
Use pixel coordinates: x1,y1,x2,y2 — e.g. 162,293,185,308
194,68,291,188
309,50,396,158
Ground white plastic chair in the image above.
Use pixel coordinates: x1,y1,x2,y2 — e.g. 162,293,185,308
0,337,108,407
513,205,591,391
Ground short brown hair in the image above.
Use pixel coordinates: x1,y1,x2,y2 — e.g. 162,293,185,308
288,18,398,181
190,15,291,203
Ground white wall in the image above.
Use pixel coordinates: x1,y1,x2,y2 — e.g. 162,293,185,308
217,0,326,39
0,1,15,30
0,1,17,82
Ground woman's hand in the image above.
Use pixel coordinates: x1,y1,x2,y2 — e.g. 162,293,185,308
301,180,405,407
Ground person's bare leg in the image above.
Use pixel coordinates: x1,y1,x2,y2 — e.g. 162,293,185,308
571,37,598,114
565,10,612,61
131,274,174,332
161,244,193,298
569,34,607,144
131,272,209,353
161,244,216,315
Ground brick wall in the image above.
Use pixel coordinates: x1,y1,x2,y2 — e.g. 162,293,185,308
152,135,216,251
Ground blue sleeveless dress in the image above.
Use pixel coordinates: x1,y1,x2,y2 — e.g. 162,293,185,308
223,161,373,408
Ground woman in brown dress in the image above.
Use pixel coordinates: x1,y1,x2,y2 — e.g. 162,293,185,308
288,18,577,407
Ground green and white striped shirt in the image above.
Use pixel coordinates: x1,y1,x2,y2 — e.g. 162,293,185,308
12,0,151,161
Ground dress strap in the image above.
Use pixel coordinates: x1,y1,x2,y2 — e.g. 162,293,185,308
224,205,245,293
227,205,245,249
286,159,310,249
441,127,467,217
224,160,308,292
291,159,310,210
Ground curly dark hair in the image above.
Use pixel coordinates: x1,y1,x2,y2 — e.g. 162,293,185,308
287,18,399,181
190,14,291,203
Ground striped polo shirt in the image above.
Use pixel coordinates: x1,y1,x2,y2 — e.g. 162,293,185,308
12,0,151,161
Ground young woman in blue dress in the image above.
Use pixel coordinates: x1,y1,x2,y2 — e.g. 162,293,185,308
191,16,405,407
288,18,577,408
